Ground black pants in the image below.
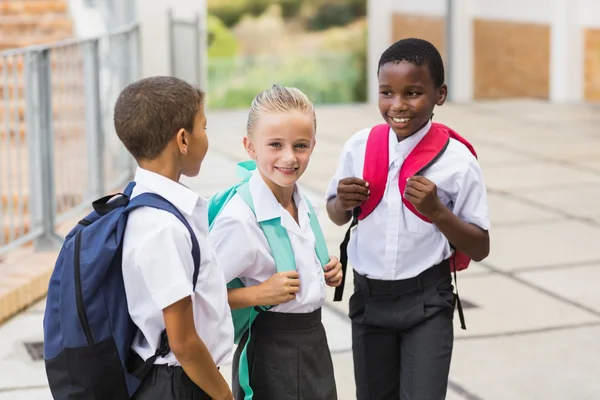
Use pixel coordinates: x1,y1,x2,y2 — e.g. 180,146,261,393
232,308,337,400
350,261,455,400
132,364,211,400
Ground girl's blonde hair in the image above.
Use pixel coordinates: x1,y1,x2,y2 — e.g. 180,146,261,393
247,84,316,136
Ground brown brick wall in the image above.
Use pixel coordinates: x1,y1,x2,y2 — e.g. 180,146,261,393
584,28,600,102
392,13,446,62
473,19,550,99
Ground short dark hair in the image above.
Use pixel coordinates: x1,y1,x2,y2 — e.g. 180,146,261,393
377,38,445,87
113,76,205,160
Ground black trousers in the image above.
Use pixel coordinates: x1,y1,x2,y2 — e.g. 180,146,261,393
232,308,337,400
350,261,456,400
132,364,211,400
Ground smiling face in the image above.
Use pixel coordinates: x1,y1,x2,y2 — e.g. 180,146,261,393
244,110,316,189
378,61,447,140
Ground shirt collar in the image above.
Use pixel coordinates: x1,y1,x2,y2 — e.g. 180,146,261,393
248,169,311,223
388,119,432,165
133,167,201,216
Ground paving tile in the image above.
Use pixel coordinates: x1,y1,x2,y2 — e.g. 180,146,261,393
0,388,53,400
451,326,600,400
487,193,559,226
572,158,600,173
484,220,600,272
484,161,600,192
476,143,537,168
517,185,600,220
0,313,46,391
454,274,598,339
518,263,600,314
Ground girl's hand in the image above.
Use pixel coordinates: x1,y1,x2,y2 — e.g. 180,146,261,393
324,256,343,287
257,271,300,306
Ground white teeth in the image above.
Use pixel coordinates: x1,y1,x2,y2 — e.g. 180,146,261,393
391,117,411,123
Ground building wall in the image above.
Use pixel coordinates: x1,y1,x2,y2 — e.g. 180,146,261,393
471,0,551,99
135,0,207,80
473,19,550,99
389,0,568,101
582,0,600,101
584,29,600,101
391,14,446,63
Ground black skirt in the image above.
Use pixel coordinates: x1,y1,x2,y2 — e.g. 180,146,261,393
232,308,337,400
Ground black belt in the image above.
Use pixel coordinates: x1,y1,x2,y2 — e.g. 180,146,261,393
253,308,322,330
353,259,450,296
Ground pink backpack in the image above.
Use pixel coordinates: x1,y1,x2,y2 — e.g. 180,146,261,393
336,122,477,328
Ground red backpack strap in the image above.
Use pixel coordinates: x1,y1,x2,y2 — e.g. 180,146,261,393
398,123,451,222
358,124,390,220
445,125,477,159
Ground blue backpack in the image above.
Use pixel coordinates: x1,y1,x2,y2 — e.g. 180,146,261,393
208,160,330,400
43,182,201,399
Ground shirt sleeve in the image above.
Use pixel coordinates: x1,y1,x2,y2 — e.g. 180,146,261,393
133,217,195,311
452,158,491,231
325,140,356,201
209,213,258,283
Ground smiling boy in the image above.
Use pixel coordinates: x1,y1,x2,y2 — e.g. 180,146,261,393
325,38,491,399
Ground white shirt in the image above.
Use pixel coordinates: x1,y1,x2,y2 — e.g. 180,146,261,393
325,120,490,280
210,170,327,314
122,167,233,366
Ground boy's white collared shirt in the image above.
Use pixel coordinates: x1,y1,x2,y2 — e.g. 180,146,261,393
210,170,327,314
122,167,233,367
325,120,490,280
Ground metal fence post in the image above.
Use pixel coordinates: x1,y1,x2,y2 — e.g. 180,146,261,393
168,9,175,77
83,39,104,199
194,12,201,88
445,0,453,102
27,49,62,249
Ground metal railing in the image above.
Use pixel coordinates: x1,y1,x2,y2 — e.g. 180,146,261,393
0,23,139,256
169,9,202,88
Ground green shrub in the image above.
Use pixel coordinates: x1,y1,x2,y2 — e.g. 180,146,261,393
208,0,304,27
207,15,238,58
304,0,366,31
207,0,252,27
207,52,365,109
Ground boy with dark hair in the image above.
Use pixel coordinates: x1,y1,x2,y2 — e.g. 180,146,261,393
325,38,490,399
115,76,234,400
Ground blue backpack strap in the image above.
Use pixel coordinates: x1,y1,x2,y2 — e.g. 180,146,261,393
125,193,201,289
123,192,203,379
304,196,330,267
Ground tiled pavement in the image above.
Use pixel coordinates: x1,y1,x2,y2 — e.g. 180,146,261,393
0,100,599,399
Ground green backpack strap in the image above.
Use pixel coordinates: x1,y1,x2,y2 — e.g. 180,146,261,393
305,196,330,267
207,160,257,228
234,182,297,399
236,183,296,272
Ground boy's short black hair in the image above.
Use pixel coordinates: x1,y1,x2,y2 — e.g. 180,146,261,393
114,76,205,161
377,38,445,87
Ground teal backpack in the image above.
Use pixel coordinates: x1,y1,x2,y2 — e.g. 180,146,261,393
207,160,330,399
